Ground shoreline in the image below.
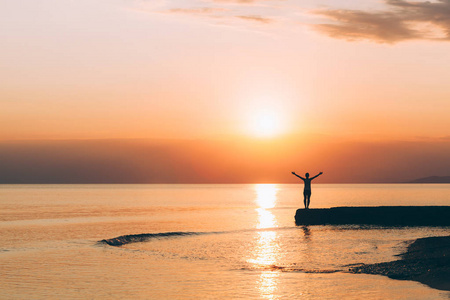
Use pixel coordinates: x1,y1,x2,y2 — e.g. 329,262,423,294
349,236,450,291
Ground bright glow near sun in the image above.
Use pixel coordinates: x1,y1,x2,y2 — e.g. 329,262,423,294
249,110,283,138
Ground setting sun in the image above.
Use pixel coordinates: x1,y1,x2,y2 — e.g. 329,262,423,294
249,110,284,138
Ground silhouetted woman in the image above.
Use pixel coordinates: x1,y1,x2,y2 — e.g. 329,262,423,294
291,171,323,209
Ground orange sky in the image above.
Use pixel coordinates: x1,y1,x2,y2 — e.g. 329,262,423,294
0,137,449,183
1,0,449,182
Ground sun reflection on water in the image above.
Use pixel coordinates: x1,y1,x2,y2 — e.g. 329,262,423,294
257,271,279,300
255,184,277,209
249,184,281,298
256,208,276,229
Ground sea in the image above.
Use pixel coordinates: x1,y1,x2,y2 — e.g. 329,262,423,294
1,184,449,299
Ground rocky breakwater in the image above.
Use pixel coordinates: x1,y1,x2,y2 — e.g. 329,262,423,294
295,206,450,226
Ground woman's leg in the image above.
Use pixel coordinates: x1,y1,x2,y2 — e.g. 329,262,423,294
306,194,311,209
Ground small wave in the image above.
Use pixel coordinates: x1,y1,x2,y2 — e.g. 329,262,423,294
99,231,216,246
240,265,340,274
100,226,298,246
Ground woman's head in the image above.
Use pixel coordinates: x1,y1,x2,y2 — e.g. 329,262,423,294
305,173,310,178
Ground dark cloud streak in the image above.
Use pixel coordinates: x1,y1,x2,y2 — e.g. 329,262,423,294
237,15,273,24
313,0,450,43
167,7,228,14
213,0,260,3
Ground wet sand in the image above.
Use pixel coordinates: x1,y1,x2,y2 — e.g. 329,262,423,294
349,236,450,291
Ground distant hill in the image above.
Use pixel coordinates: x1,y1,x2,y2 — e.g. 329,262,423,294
408,176,450,183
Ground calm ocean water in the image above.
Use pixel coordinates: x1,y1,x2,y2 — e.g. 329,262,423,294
1,184,449,299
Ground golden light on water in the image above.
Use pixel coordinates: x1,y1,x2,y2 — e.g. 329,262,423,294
255,184,278,209
257,272,279,300
256,209,276,229
249,184,281,298
252,185,279,264
249,230,279,266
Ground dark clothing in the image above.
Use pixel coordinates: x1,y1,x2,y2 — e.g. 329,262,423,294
302,178,312,192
